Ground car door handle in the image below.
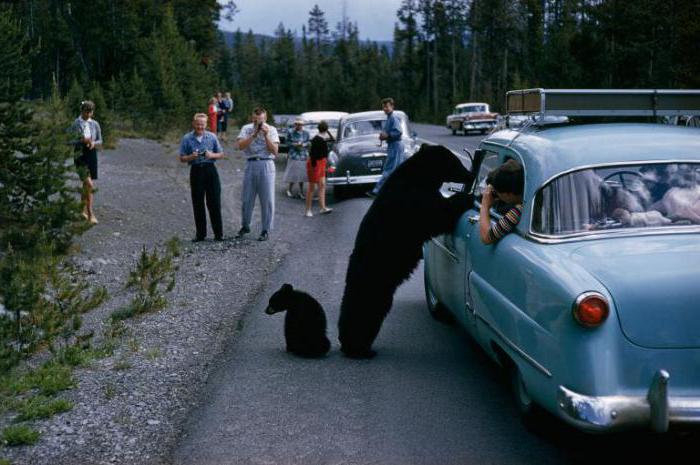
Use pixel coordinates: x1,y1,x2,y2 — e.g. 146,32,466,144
467,215,479,224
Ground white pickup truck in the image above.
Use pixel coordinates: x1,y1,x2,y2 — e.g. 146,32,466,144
446,102,499,135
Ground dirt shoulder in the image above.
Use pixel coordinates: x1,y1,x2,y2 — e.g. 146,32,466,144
2,136,304,464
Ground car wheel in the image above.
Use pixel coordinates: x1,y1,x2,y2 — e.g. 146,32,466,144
452,128,457,136
424,270,454,325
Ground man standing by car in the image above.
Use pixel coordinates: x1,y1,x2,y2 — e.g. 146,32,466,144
179,113,225,242
370,97,405,197
235,107,279,241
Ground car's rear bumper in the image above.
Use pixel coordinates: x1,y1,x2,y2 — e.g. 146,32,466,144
326,173,381,186
558,370,700,432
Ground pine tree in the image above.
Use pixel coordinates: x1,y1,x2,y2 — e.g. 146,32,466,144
308,4,329,50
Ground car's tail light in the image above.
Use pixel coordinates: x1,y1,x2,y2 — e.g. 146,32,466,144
572,292,609,328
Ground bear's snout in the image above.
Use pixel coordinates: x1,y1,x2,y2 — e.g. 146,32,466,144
265,305,279,315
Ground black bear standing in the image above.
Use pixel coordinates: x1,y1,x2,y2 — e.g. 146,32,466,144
338,145,475,358
266,283,331,358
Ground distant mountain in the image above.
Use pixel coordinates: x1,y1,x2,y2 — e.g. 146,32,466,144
218,30,393,55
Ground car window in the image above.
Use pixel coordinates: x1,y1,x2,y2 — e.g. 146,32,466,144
532,162,700,235
342,119,384,138
474,151,500,199
459,105,486,114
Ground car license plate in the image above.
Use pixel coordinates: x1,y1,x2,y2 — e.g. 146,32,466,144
367,159,384,169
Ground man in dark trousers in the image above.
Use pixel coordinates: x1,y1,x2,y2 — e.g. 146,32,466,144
179,113,225,242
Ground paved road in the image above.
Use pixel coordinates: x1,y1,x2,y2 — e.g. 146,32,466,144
172,125,695,464
412,122,484,155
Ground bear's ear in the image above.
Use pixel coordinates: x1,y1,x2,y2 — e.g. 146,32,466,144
281,283,293,292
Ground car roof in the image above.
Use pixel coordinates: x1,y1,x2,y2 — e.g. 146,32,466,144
299,111,348,121
455,102,488,108
341,110,408,123
484,123,700,190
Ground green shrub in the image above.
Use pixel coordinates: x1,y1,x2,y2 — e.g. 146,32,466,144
2,424,40,446
24,362,75,396
14,396,73,422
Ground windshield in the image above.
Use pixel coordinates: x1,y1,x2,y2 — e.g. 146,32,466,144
340,117,408,140
458,105,486,114
304,120,340,131
532,162,700,236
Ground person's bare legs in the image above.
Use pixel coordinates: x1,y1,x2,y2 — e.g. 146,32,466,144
85,177,97,224
305,182,316,215
319,178,327,210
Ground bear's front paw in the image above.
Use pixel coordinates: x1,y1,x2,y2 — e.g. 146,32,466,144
341,346,377,359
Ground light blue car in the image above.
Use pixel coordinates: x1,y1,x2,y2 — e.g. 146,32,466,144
424,90,700,432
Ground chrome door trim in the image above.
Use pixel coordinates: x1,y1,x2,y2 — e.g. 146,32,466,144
429,237,458,262
476,313,552,378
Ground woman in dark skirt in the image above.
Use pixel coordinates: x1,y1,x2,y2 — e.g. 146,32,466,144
70,100,103,224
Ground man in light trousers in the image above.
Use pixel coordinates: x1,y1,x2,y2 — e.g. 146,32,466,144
235,107,279,241
370,97,405,196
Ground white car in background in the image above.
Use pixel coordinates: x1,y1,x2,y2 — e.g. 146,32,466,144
299,111,349,141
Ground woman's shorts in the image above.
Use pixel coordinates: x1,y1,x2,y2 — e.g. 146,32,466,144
75,148,98,180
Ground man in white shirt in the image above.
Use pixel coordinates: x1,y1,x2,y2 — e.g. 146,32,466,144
235,107,279,241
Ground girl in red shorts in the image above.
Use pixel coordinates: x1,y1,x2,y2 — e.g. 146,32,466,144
305,121,334,217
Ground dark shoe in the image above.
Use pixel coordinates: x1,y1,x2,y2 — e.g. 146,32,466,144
191,236,206,243
258,230,269,241
214,235,224,242
234,226,250,239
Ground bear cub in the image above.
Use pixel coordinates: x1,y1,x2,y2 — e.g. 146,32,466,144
265,283,331,358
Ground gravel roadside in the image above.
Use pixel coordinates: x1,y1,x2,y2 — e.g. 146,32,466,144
2,135,309,465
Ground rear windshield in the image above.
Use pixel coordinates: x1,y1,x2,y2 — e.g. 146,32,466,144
532,162,700,236
458,105,486,113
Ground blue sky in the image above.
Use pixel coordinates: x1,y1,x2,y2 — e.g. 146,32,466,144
218,0,404,42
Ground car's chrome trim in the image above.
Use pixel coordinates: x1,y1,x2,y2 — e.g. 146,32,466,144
326,174,381,185
557,369,700,432
360,153,386,158
476,313,552,378
429,237,458,262
527,159,700,243
527,225,700,244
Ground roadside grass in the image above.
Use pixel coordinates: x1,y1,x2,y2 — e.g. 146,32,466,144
113,358,132,371
1,424,40,446
145,348,161,360
109,240,179,324
13,396,73,422
0,238,181,450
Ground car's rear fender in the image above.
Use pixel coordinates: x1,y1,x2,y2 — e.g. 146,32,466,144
468,239,628,412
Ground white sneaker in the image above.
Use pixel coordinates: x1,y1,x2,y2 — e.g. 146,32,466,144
304,211,313,217
320,207,333,215
285,190,294,198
